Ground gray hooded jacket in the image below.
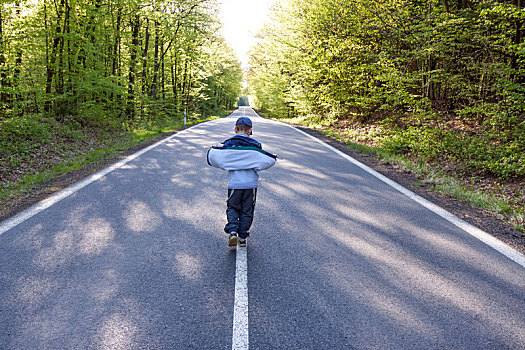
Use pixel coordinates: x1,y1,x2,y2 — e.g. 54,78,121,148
207,143,276,189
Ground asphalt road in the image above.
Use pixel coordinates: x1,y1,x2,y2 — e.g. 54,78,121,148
1,108,525,349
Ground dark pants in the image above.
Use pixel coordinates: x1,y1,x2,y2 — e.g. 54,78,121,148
225,188,257,239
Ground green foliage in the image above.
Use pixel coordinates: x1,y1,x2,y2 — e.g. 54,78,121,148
0,0,242,125
248,0,525,179
0,115,53,167
381,124,525,179
195,40,243,117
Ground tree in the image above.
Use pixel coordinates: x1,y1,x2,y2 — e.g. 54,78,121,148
0,0,241,126
248,0,525,178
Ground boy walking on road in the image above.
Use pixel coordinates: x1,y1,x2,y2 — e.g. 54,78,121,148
207,116,276,247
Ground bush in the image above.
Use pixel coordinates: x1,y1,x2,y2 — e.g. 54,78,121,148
380,124,524,179
0,116,54,166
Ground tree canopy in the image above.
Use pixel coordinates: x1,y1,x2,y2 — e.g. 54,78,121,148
0,0,242,126
248,0,525,179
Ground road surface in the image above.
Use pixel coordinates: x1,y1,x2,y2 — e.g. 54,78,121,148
1,108,525,349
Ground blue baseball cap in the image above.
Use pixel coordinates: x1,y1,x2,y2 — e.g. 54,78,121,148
236,116,252,128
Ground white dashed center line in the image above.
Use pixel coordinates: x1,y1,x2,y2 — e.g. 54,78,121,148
232,246,249,350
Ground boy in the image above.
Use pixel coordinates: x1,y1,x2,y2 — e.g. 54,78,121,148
207,116,276,247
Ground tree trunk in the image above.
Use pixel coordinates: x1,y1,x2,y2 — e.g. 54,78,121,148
161,39,165,100
181,59,188,111
110,6,121,104
0,7,8,107
443,0,450,13
185,75,192,114
45,1,64,113
112,7,121,76
511,0,524,83
127,15,140,123
56,0,68,96
151,21,160,100
53,0,69,120
172,47,179,112
142,18,149,94
13,4,22,108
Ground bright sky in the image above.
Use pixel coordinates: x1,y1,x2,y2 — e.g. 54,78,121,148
218,0,277,69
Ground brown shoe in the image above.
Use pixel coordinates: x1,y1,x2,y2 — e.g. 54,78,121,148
228,232,238,247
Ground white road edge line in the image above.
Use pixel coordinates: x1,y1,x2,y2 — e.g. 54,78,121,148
283,122,525,269
232,246,249,350
0,125,200,236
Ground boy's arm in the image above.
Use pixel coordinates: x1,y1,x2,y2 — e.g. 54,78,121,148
207,146,276,171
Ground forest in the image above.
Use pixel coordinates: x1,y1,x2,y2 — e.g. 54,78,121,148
0,0,242,202
248,0,524,182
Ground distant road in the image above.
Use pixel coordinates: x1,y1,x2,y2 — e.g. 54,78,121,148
1,108,525,349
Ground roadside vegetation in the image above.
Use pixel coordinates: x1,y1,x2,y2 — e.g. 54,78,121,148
0,0,242,210
248,0,524,231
